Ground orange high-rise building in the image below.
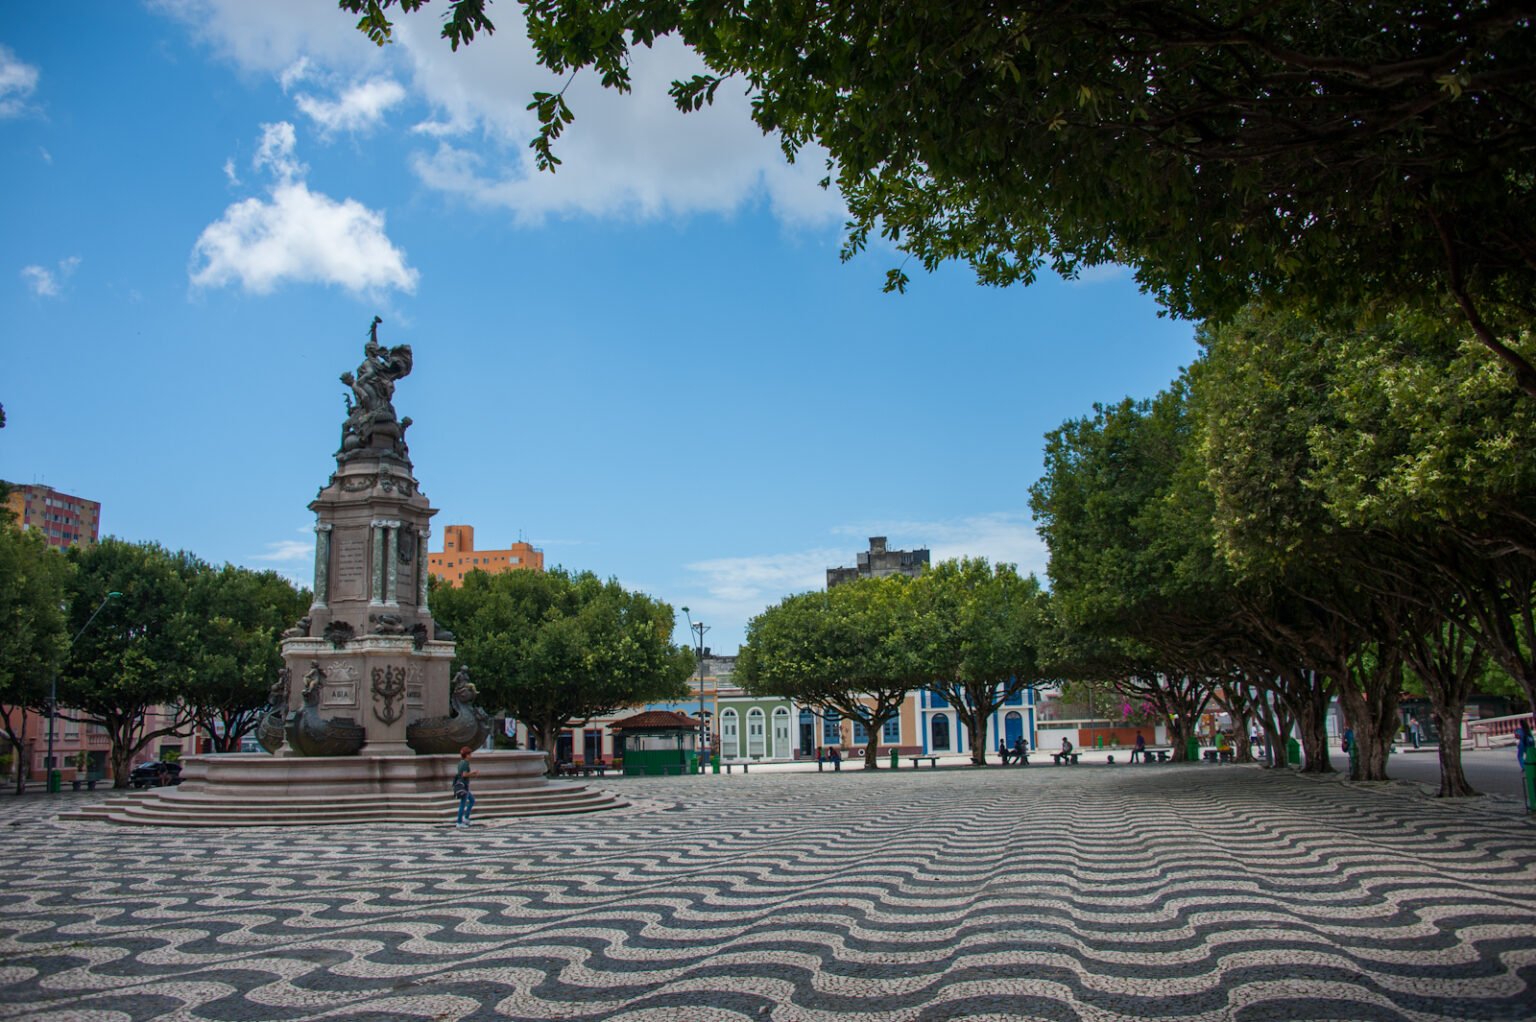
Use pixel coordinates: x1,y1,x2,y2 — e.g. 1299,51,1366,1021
427,525,544,586
4,482,100,548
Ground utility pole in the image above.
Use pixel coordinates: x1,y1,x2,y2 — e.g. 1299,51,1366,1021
681,607,709,770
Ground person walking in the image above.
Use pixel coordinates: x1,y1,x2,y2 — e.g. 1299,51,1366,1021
454,745,478,827
1012,735,1029,765
1408,714,1422,749
1516,722,1534,769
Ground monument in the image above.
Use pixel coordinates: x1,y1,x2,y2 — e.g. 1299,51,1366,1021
77,320,623,826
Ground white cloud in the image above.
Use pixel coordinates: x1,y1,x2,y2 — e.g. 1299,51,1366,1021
38,146,51,164
401,31,842,226
0,45,39,118
156,0,844,229
253,538,314,562
832,512,1049,579
20,256,81,298
21,266,57,297
191,122,418,295
295,77,406,134
253,120,305,180
152,0,375,75
222,158,239,185
685,547,845,606
1069,263,1132,286
278,56,312,92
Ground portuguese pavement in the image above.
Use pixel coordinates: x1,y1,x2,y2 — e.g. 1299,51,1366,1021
1,764,1533,1021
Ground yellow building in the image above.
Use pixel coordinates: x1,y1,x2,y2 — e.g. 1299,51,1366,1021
3,482,100,548
427,524,543,586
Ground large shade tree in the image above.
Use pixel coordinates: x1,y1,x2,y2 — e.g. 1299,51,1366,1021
908,558,1048,766
429,567,693,772
0,519,71,793
1195,303,1536,790
738,574,924,768
58,539,202,787
347,0,1536,397
182,565,310,753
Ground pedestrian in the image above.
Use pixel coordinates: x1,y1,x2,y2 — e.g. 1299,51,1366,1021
1408,714,1422,749
830,746,841,772
1516,722,1534,768
998,738,1011,765
1131,731,1146,763
453,745,478,827
1342,726,1354,754
1012,735,1028,766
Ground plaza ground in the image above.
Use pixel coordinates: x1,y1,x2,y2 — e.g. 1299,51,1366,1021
1,763,1532,1021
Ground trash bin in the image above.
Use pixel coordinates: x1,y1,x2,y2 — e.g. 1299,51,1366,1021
47,769,61,794
712,755,720,775
1095,735,1104,749
1286,738,1301,766
890,748,899,769
1524,758,1535,813
1185,737,1200,762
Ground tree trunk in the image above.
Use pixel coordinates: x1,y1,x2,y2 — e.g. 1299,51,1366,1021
862,734,880,768
1166,716,1193,762
1429,698,1476,797
1294,699,1332,774
966,707,990,766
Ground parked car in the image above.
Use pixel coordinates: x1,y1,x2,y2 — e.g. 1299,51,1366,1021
129,761,182,788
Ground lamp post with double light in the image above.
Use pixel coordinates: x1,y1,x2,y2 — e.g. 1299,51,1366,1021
681,606,709,770
47,591,121,794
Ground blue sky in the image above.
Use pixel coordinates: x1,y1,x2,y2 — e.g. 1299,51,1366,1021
1,1,1198,652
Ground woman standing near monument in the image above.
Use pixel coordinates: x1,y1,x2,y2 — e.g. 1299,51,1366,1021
454,746,478,827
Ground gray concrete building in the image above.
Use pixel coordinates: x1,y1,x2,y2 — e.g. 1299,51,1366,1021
826,536,930,587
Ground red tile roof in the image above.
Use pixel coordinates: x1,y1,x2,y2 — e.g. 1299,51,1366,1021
609,710,702,731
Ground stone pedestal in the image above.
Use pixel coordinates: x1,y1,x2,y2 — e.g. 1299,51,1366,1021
279,636,455,756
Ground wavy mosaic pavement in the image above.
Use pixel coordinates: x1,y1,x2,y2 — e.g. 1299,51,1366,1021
2,766,1533,1021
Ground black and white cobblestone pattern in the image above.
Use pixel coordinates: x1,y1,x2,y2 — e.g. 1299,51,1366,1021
1,766,1532,1021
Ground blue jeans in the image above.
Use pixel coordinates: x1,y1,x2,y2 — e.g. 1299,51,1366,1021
456,790,475,823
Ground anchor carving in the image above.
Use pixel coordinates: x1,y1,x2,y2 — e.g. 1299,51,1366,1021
372,664,407,725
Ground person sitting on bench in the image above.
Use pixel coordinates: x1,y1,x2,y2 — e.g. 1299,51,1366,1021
1054,737,1075,764
998,738,1012,765
1130,732,1146,762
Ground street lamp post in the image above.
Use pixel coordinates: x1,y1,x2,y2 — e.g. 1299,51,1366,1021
47,591,121,794
681,607,709,770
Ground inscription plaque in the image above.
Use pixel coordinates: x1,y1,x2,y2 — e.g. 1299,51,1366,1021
333,535,367,600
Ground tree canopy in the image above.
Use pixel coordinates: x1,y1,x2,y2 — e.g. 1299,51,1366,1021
907,558,1048,765
182,565,309,753
59,538,203,787
345,0,1536,396
429,567,693,769
0,520,71,792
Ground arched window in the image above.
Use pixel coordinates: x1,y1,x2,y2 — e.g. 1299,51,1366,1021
931,715,951,750
772,707,790,758
747,707,766,756
721,708,739,756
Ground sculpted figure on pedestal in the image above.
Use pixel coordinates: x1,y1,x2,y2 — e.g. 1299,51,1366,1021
338,316,414,462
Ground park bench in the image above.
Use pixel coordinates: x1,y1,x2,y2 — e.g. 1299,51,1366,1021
1134,748,1171,763
721,761,750,774
908,755,941,769
556,762,609,777
1202,749,1236,764
1051,752,1081,765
